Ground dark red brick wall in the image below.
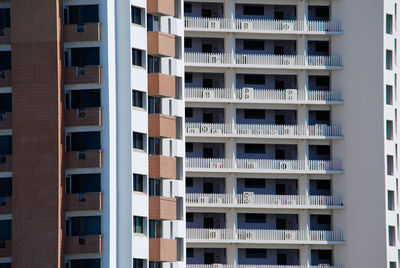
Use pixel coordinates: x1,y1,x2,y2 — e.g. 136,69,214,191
10,0,64,267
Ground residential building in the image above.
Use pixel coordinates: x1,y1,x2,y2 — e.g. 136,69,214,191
0,0,185,267
184,0,399,267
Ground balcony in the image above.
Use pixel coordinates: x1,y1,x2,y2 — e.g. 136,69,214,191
0,112,11,130
185,88,343,104
0,197,11,214
64,66,101,84
186,158,342,174
65,108,102,127
64,23,101,42
148,73,176,98
149,114,176,139
185,53,342,70
0,240,11,258
149,155,177,179
65,192,102,211
186,123,342,139
148,32,175,57
186,193,343,209
65,150,102,169
186,228,344,244
149,196,177,220
0,155,11,172
149,238,177,262
147,0,175,16
0,70,11,88
0,28,10,44
65,235,102,254
185,18,342,34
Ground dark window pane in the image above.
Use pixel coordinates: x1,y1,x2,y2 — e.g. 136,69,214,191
244,75,265,85
0,9,10,28
184,3,192,13
69,5,99,24
70,89,100,109
69,174,101,193
315,76,330,87
244,109,265,119
184,38,192,48
71,47,100,66
134,216,144,233
244,40,264,50
186,177,193,187
132,90,144,108
0,94,11,112
0,178,11,197
133,174,144,192
133,132,144,150
70,259,100,268
245,214,266,223
244,144,265,154
131,7,143,25
0,136,11,155
70,216,101,236
70,132,100,151
246,249,267,258
149,179,161,196
243,5,264,16
185,108,193,117
133,259,145,268
185,73,193,83
0,263,11,268
244,179,265,188
0,220,11,240
0,52,11,70
186,142,193,153
132,49,143,67
316,145,330,155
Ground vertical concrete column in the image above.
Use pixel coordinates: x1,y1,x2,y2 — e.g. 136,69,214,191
224,0,235,19
224,34,235,56
297,0,308,21
226,245,238,265
299,245,310,267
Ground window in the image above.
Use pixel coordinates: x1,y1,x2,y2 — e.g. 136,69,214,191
131,6,143,25
387,14,393,34
317,215,331,225
149,262,161,268
244,179,265,188
70,259,100,268
148,56,160,73
388,190,395,210
387,49,393,70
246,249,267,258
70,47,100,66
387,85,394,105
147,15,159,32
316,180,330,190
186,212,194,222
243,5,264,16
0,51,11,70
0,177,11,197
315,111,330,121
0,264,10,268
185,73,193,83
388,155,394,175
67,5,99,24
316,145,330,155
148,97,161,114
69,89,100,109
184,38,192,49
243,40,264,50
316,76,330,87
186,142,193,153
244,144,265,154
149,220,162,238
245,213,266,223
0,220,11,240
149,179,161,196
314,42,329,53
0,9,11,29
66,174,101,194
318,250,331,260
133,216,144,234
387,120,394,140
244,75,265,85
68,132,100,152
133,174,144,192
185,108,193,118
184,3,192,13
187,248,194,258
132,90,144,108
133,132,144,150
132,49,144,67
67,216,101,236
133,259,145,268
186,177,193,187
149,138,161,155
315,7,329,19
244,109,265,119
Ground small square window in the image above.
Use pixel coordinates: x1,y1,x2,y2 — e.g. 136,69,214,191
131,6,144,25
132,90,144,108
133,216,144,234
133,174,144,192
133,259,145,268
133,132,144,150
132,48,144,67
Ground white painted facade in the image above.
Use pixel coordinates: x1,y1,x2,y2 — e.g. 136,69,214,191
184,0,400,267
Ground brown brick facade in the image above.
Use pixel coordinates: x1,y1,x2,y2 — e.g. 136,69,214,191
65,150,102,169
149,196,177,220
64,192,102,211
64,66,101,84
63,23,101,42
148,32,175,57
147,0,175,16
149,155,177,179
0,240,11,258
148,114,177,138
0,70,11,88
64,235,102,255
149,238,177,262
10,0,64,266
148,73,176,98
0,28,10,45
0,197,11,215
65,108,102,127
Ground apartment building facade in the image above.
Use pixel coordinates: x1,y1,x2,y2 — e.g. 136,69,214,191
184,0,399,267
0,0,185,267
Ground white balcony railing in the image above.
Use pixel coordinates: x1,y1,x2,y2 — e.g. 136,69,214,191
185,88,342,103
186,193,343,208
185,17,342,33
187,265,341,268
186,158,342,173
185,53,342,68
187,228,344,243
185,123,342,137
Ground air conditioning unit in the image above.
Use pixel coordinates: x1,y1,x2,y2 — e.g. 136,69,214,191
201,124,212,133
317,264,330,268
242,192,255,204
76,24,85,33
203,90,215,99
284,231,293,240
212,129,222,134
78,109,86,118
273,198,281,205
0,112,7,121
241,21,253,30
77,67,86,76
281,22,293,31
286,199,296,205
254,129,263,135
187,128,200,134
208,20,221,29
244,230,255,240
241,87,254,100
212,264,223,268
208,229,220,239
282,58,294,66
78,193,87,202
0,70,6,80
269,129,278,135
280,162,288,170
286,89,298,100
210,162,222,169
283,126,294,135
247,162,257,169
78,151,86,160
199,196,209,203
210,55,222,64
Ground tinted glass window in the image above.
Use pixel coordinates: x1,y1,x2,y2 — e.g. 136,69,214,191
243,5,264,16
0,52,11,70
245,213,266,223
68,174,101,193
70,132,100,151
133,132,144,150
244,179,265,188
244,75,265,85
244,109,265,119
133,174,144,192
0,136,11,155
131,6,143,25
132,49,144,67
0,9,10,28
244,144,265,154
71,259,100,268
0,94,11,112
0,220,11,240
69,5,99,24
70,216,101,236
70,89,100,109
132,90,144,108
71,47,100,66
246,249,267,258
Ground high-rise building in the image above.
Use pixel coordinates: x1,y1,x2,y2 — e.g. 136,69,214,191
184,0,399,267
0,0,185,267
